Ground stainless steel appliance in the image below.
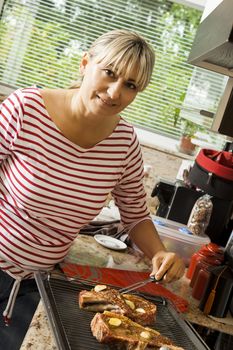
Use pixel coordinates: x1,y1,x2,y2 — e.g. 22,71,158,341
188,0,233,138
188,0,233,78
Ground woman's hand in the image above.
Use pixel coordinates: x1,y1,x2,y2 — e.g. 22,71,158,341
150,250,185,283
128,219,185,283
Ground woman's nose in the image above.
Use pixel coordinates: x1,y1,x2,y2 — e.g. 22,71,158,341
107,81,122,99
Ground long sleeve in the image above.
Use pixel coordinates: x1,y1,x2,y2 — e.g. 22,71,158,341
0,91,23,163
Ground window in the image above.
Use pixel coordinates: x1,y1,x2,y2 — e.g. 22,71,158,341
0,0,227,148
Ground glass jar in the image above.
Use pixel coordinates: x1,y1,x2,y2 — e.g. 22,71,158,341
192,263,211,300
190,258,211,288
186,251,201,279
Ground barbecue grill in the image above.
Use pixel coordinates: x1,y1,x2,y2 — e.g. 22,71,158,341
35,271,210,350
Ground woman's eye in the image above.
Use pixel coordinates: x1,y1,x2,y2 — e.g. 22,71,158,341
104,69,115,77
126,82,137,90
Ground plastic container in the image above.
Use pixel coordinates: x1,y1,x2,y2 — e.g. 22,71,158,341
152,216,210,266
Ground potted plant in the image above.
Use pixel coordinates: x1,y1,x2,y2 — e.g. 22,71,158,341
178,118,200,155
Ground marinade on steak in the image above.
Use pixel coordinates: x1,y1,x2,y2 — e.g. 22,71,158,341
91,311,184,350
79,285,156,325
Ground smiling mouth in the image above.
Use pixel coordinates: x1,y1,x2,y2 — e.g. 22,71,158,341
97,95,118,107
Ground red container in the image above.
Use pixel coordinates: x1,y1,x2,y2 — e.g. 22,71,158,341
186,243,224,280
190,259,210,288
186,251,202,279
192,264,211,300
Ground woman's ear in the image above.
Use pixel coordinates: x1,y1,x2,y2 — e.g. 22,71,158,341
80,52,89,75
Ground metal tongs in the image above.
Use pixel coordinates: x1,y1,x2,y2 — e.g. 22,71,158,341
119,275,163,294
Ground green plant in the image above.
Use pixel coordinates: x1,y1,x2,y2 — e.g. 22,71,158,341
163,90,206,139
180,118,201,138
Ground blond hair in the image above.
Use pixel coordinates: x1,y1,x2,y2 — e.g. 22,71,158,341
71,29,155,91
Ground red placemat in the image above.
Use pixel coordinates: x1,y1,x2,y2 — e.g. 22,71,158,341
60,263,189,313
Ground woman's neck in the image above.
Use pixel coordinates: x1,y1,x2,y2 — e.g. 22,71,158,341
41,88,120,148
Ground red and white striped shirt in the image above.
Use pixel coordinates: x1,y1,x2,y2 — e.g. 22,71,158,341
0,86,151,278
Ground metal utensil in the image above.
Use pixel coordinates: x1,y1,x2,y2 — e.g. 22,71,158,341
119,275,162,294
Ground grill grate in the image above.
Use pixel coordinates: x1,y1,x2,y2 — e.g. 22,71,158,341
36,273,210,350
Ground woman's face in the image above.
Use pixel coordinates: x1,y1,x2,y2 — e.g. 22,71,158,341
78,54,139,117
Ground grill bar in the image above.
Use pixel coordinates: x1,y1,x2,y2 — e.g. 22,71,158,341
35,272,210,350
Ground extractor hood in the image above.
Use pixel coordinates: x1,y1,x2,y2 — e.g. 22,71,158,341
188,0,233,77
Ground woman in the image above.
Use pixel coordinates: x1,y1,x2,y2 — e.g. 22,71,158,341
0,29,185,327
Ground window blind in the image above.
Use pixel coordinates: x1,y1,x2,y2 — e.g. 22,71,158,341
0,0,227,147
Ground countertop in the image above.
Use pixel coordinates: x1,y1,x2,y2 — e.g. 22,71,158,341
20,235,233,349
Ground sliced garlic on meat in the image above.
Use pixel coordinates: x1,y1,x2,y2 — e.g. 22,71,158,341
94,284,107,292
125,299,135,310
135,308,146,313
108,318,122,326
145,327,160,335
140,331,151,339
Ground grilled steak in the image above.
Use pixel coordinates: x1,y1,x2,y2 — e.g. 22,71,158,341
79,285,156,325
122,294,156,326
91,311,184,350
79,286,131,314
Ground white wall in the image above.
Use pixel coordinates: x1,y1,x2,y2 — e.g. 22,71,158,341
0,0,4,12
202,0,223,19
171,0,207,10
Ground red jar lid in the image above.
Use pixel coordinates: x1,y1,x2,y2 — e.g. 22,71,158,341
199,243,224,255
196,244,224,265
206,243,223,254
